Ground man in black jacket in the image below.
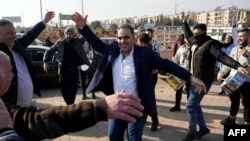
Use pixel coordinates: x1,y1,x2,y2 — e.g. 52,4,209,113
181,12,248,141
43,27,90,105
0,11,55,106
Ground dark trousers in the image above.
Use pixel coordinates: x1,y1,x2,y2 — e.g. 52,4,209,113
231,82,250,122
59,69,79,105
79,70,95,97
151,73,158,121
228,89,240,117
108,114,147,141
220,71,230,91
174,82,190,108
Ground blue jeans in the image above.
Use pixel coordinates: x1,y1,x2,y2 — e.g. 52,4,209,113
108,114,147,141
186,83,212,134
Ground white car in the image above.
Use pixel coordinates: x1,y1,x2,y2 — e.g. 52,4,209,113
100,37,118,45
16,33,44,46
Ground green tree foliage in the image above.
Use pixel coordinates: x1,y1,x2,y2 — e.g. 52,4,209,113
246,17,250,27
90,21,102,30
109,23,118,31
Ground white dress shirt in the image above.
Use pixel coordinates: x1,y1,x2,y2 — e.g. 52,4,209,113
112,48,138,97
9,49,33,106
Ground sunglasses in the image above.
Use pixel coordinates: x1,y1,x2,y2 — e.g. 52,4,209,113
118,36,130,40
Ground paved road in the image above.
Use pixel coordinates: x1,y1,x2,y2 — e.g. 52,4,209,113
32,76,244,141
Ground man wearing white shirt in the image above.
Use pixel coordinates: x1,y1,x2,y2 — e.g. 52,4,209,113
0,11,55,106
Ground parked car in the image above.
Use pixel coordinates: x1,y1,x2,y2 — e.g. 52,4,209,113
16,33,44,46
25,45,59,88
100,37,118,45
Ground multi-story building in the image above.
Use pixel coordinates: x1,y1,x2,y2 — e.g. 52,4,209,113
100,6,249,50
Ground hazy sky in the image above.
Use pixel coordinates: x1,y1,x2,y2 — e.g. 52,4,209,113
0,0,249,27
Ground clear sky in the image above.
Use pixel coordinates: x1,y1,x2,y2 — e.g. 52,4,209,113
0,0,249,27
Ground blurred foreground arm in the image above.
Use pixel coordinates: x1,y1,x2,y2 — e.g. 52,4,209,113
6,92,143,140
0,99,24,141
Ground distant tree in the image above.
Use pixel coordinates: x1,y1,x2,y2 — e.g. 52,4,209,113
246,17,250,27
109,23,118,31
90,21,102,30
125,19,131,23
172,18,183,26
163,17,172,26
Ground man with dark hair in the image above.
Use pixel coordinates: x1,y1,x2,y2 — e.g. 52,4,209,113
218,28,250,125
145,28,161,131
145,28,160,56
181,12,248,141
43,27,90,105
137,33,159,131
72,12,207,141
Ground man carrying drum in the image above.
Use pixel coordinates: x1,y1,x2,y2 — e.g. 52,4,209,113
217,28,250,125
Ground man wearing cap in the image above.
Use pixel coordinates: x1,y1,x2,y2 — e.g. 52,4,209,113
43,27,90,105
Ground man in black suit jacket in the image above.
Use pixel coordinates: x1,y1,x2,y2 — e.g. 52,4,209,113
71,12,206,141
0,11,55,106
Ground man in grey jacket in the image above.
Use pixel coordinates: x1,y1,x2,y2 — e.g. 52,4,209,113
43,27,90,105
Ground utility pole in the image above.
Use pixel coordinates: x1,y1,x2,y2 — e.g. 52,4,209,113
81,0,84,16
229,1,237,27
40,0,43,20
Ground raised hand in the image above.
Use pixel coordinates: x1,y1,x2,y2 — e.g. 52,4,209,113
71,12,88,29
43,11,55,23
183,11,190,23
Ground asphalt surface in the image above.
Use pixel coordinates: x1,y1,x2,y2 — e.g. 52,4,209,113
31,75,245,141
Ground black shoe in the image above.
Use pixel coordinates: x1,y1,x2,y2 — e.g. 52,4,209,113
218,90,226,95
82,95,87,100
196,128,210,139
150,120,159,131
220,117,236,125
169,106,180,112
182,133,197,141
92,93,96,99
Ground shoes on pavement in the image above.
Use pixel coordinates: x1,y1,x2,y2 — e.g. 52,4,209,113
220,116,236,125
196,128,210,139
169,106,180,112
82,95,87,100
182,133,197,141
150,119,159,131
92,92,96,99
218,90,226,95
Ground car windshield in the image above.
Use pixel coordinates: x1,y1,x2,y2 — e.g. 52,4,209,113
16,33,43,46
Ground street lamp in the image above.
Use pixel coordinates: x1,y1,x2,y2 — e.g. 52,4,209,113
81,0,84,16
40,0,43,20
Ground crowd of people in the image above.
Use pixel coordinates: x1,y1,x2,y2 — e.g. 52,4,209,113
0,10,250,141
